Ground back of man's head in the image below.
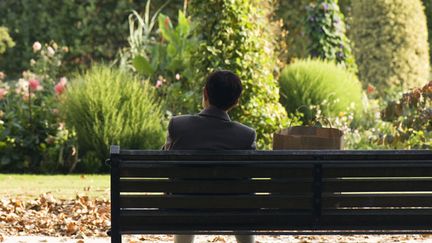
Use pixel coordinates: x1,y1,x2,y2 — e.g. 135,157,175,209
205,70,243,110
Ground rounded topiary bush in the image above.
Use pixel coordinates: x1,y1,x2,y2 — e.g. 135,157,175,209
350,0,430,93
61,65,166,164
279,59,364,122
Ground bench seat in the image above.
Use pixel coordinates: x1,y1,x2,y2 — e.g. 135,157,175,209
108,146,432,242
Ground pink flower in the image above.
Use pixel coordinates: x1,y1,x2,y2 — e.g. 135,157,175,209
29,79,42,91
22,92,35,101
54,80,66,95
59,77,68,86
0,88,7,100
47,47,55,56
32,42,42,52
175,73,181,80
155,80,163,88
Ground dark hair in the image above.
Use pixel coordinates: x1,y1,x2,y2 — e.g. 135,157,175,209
205,70,243,110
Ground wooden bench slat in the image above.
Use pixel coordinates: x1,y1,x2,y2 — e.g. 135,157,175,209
323,166,432,177
323,180,432,192
119,210,313,232
322,209,432,215
319,214,432,228
119,179,313,193
119,195,312,209
322,194,432,208
119,165,313,178
116,150,432,162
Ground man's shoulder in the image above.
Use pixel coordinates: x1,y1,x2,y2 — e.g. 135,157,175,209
169,114,200,130
170,114,198,124
171,115,254,131
231,121,256,136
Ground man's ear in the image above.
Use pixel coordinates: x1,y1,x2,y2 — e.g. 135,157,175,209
202,87,210,108
234,97,240,106
203,88,208,99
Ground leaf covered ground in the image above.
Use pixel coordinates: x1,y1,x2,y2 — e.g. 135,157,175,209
1,194,432,242
1,175,432,242
0,194,110,238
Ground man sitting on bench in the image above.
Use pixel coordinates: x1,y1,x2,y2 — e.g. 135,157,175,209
163,70,257,243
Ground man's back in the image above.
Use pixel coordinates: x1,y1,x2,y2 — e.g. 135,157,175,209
164,106,256,150
165,70,256,243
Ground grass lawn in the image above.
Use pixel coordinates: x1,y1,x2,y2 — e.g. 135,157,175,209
0,174,109,200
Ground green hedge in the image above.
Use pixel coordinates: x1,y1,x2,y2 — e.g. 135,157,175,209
350,0,430,93
189,0,288,149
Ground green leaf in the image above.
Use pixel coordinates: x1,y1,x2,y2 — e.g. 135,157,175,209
158,14,173,42
177,11,190,37
132,55,154,76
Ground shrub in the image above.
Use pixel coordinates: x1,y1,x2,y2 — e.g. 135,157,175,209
350,0,430,93
279,59,364,123
0,27,14,55
189,0,288,149
122,6,200,116
381,81,432,149
61,65,166,166
306,0,357,73
310,102,395,150
0,43,75,172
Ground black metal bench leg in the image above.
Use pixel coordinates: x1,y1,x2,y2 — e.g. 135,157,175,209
111,232,121,243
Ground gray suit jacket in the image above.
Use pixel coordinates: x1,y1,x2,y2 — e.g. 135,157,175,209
163,106,256,150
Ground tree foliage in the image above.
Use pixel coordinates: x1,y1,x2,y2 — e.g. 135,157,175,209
189,0,288,149
306,0,357,73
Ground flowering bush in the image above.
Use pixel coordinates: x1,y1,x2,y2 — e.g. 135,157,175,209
311,101,395,149
381,81,432,149
0,42,76,172
311,85,432,150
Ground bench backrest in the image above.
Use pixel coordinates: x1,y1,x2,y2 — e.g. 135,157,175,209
109,147,432,234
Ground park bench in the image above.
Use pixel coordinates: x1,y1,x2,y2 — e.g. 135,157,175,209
108,145,432,243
